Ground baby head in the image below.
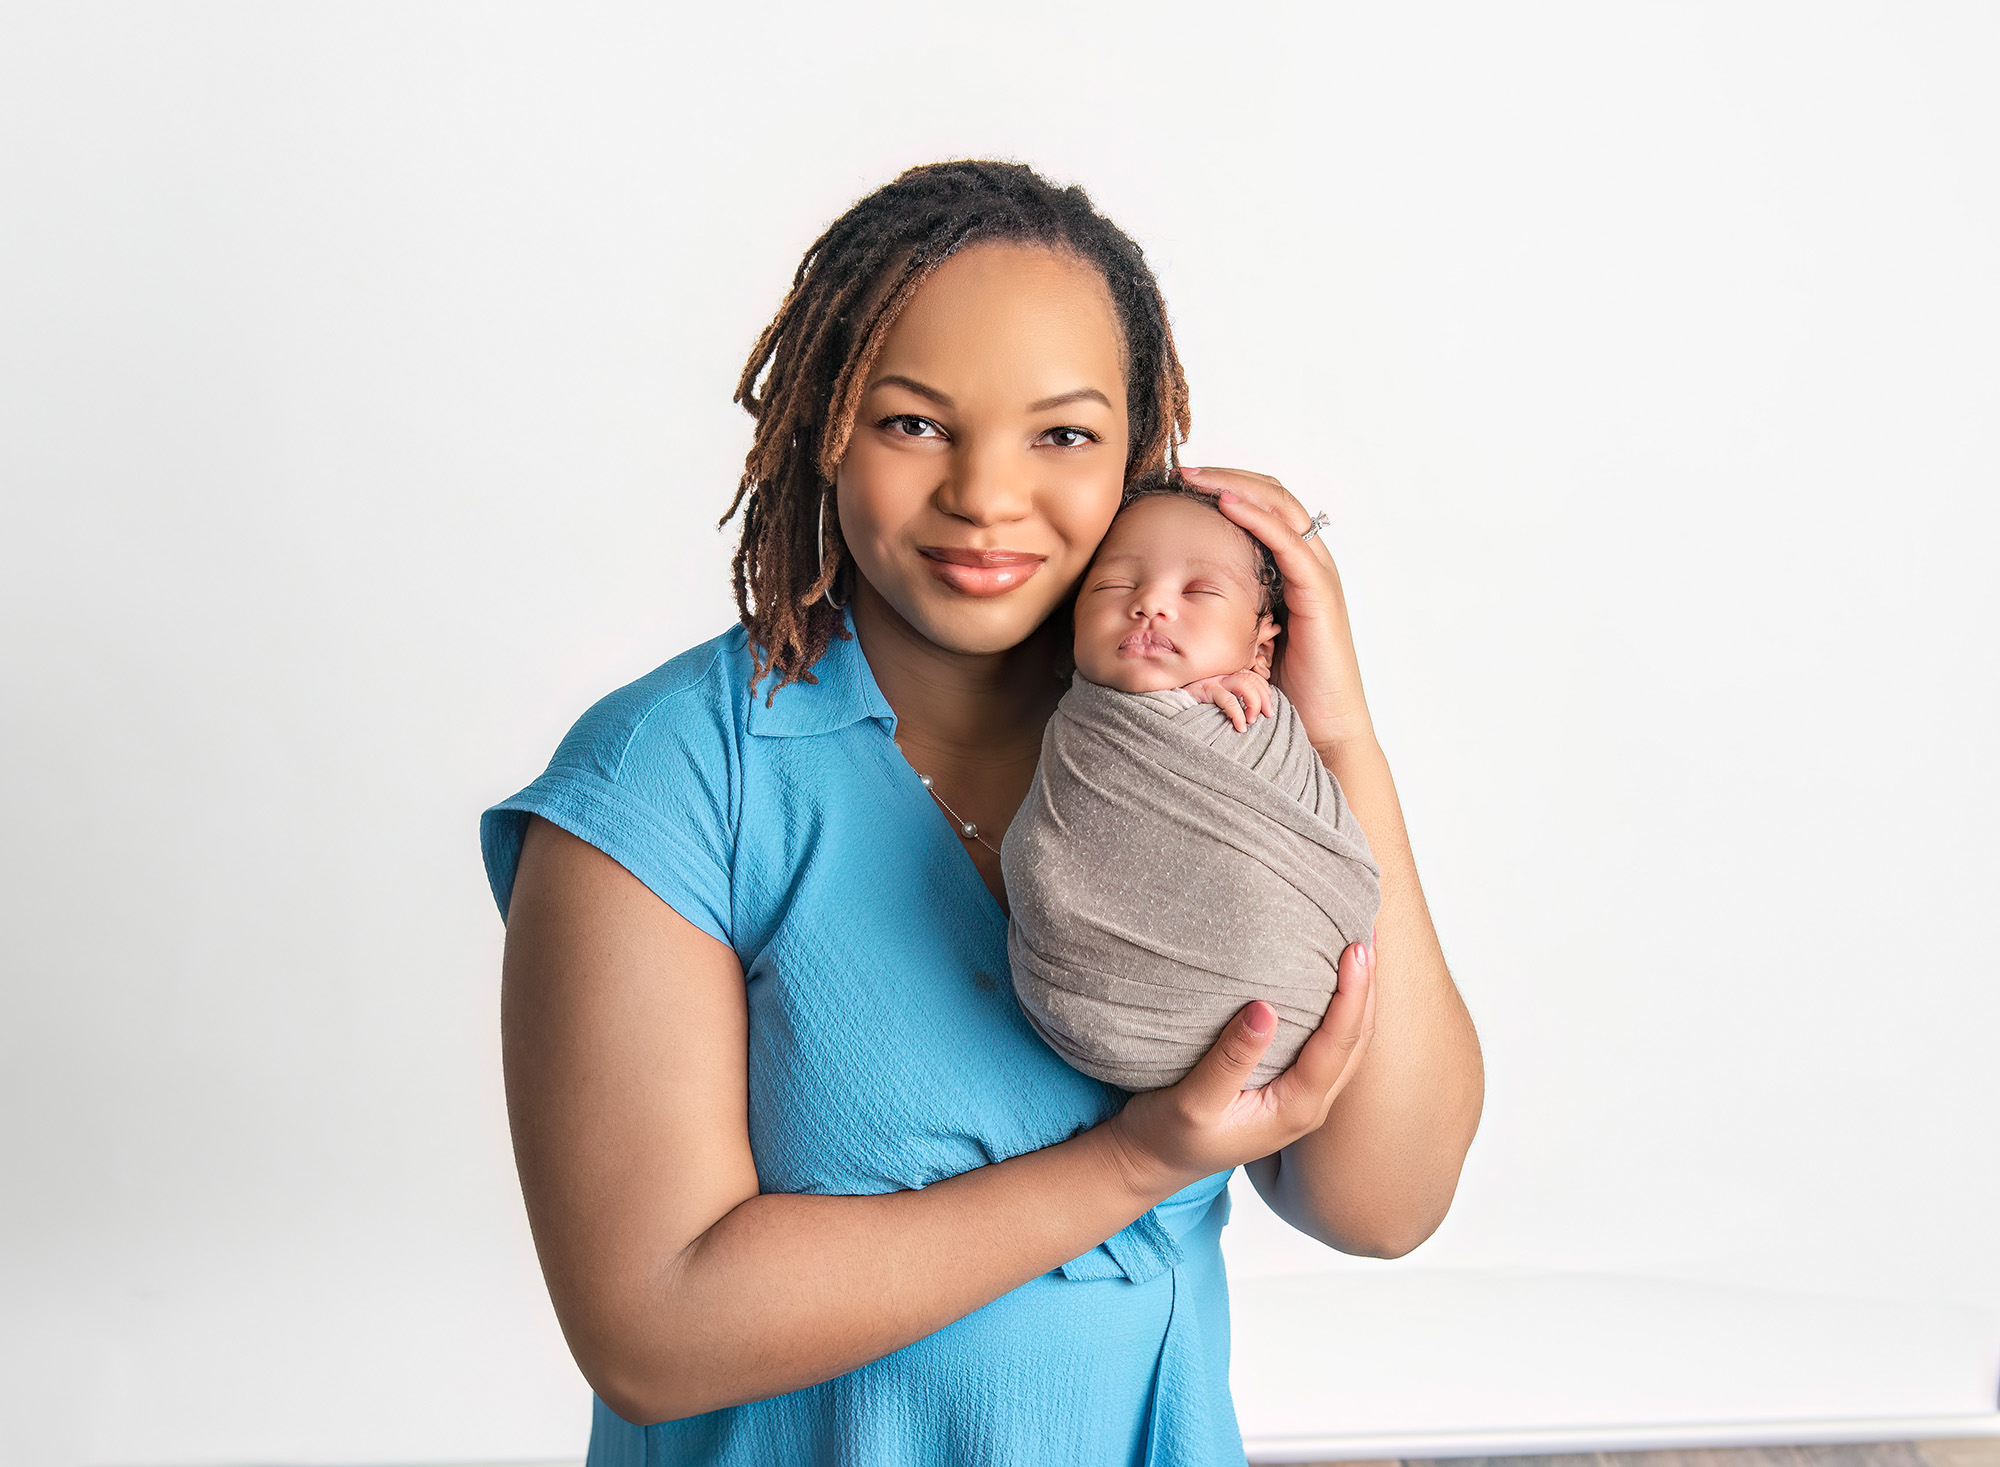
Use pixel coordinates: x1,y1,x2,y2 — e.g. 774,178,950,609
1072,475,1283,694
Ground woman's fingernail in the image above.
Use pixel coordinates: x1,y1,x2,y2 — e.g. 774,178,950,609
1356,942,1369,967
1245,1003,1274,1034
1218,489,1240,503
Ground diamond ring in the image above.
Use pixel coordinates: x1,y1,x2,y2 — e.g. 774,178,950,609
1299,511,1332,543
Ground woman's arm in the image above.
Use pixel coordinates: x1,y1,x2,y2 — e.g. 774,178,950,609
1189,466,1486,1258
1248,735,1483,1256
501,815,1375,1424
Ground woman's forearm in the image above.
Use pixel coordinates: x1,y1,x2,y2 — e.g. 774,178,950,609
593,1124,1174,1424
1259,734,1484,1256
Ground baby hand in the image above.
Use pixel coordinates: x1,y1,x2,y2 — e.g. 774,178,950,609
1184,670,1274,732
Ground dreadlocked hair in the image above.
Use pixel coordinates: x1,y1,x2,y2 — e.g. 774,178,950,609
1118,471,1286,619
719,159,1193,702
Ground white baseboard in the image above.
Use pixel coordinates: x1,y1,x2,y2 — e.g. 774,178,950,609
1246,1413,2000,1463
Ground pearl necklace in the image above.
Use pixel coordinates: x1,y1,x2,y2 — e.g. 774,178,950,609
914,771,1004,856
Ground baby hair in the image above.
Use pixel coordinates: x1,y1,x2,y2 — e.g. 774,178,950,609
1116,472,1285,617
721,160,1192,700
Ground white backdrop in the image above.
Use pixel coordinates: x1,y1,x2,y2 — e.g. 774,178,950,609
3,4,1997,1464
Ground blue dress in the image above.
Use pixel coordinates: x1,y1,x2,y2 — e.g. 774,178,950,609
482,615,1245,1466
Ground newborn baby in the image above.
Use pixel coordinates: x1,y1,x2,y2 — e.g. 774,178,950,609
999,478,1382,1090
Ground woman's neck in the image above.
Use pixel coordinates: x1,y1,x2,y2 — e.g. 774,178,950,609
848,579,1066,769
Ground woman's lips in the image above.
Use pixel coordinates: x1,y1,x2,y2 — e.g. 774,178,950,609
919,547,1045,598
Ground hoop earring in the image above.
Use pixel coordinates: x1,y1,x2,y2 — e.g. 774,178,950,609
817,491,849,611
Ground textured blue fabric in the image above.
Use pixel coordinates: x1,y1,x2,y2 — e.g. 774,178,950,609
482,615,1246,1466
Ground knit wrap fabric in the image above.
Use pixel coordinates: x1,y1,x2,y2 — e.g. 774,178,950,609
1001,674,1382,1090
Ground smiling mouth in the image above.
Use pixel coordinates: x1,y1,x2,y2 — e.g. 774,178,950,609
919,546,1046,598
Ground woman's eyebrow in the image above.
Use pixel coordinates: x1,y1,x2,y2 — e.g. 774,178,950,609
867,377,1112,415
868,373,954,407
1028,387,1113,412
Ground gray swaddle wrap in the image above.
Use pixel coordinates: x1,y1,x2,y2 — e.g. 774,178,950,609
1000,674,1381,1090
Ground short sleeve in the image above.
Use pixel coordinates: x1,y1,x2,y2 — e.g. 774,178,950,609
480,635,743,947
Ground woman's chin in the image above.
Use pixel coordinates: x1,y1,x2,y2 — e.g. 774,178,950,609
927,606,1063,657
861,576,1069,658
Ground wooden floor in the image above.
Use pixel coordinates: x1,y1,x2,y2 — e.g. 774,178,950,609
1306,1442,2000,1467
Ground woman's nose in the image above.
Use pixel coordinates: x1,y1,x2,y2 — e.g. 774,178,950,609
934,441,1033,527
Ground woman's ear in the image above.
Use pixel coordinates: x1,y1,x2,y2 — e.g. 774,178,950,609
1249,612,1281,677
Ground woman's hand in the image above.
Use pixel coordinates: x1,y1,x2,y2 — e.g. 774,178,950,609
1179,466,1375,758
1105,939,1377,1196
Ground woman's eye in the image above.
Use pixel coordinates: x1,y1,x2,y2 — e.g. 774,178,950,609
1040,426,1098,449
883,414,944,439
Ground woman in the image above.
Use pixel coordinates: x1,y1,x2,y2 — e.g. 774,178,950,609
483,160,1484,1465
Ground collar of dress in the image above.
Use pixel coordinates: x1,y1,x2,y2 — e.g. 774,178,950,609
744,608,898,740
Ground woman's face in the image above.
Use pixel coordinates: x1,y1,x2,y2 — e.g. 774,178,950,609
836,242,1130,657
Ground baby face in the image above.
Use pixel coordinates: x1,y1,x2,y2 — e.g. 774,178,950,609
1072,494,1278,693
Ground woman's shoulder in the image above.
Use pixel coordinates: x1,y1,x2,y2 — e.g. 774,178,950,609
548,623,760,782
481,623,758,930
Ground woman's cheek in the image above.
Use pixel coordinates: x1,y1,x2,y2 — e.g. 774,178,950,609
836,463,923,581
1045,480,1124,565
